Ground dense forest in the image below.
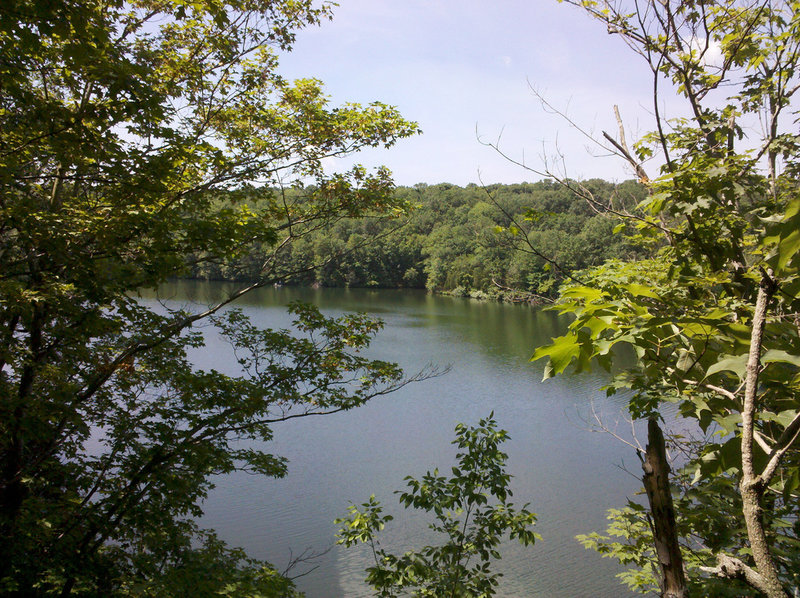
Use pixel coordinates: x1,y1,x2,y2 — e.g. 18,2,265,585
187,179,647,301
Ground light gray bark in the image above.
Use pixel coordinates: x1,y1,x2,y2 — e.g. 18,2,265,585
739,270,788,598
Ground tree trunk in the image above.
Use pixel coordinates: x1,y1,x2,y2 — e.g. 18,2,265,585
739,272,788,598
642,418,689,598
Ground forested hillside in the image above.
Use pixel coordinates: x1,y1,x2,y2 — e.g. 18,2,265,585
187,179,647,300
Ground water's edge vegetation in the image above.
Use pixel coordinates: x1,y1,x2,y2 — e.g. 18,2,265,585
186,180,648,302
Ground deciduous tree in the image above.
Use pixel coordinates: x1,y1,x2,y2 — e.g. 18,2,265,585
533,1,800,596
0,0,419,594
336,415,538,598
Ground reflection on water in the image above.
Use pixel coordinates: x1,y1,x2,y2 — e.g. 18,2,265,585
140,282,641,598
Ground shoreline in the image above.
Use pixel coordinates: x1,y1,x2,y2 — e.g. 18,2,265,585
176,276,552,306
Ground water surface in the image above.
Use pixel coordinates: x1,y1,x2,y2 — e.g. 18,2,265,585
147,282,643,597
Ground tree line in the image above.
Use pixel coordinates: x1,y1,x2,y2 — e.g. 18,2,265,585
186,179,646,301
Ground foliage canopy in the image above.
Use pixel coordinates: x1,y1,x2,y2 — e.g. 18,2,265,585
534,1,800,596
0,0,419,594
336,416,538,598
186,180,644,303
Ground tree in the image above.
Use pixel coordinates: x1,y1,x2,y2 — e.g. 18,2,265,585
531,1,800,596
0,0,420,594
335,415,538,598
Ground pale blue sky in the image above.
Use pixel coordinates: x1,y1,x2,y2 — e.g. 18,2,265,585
277,1,664,186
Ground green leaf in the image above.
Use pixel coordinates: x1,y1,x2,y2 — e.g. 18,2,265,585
705,354,748,380
531,335,581,379
583,315,619,337
675,349,695,372
623,283,660,298
762,349,800,368
561,286,605,303
777,229,800,270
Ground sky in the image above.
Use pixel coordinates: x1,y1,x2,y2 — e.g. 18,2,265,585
275,1,667,187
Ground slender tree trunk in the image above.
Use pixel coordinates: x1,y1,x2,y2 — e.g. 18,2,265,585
740,272,788,598
642,418,689,598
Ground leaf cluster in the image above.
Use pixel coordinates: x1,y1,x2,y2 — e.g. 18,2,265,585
540,1,800,595
0,0,420,594
336,416,538,598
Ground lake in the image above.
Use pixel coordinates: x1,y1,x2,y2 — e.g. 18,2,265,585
146,282,643,597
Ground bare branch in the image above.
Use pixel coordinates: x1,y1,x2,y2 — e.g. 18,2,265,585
760,409,800,488
602,105,650,183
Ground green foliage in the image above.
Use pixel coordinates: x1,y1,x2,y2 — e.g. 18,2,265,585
577,503,661,594
577,500,755,597
188,180,646,301
336,416,539,597
0,0,419,594
117,530,304,598
3,299,406,596
540,1,800,596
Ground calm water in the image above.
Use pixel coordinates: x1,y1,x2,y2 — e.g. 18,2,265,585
146,282,643,597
